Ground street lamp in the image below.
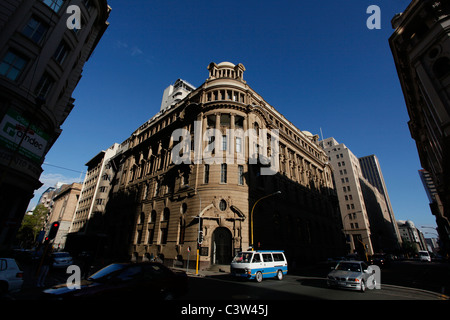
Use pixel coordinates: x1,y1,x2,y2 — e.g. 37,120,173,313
250,191,281,251
184,185,202,274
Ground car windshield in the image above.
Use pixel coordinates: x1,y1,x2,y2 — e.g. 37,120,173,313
88,264,127,281
336,262,361,272
232,252,253,263
419,252,429,256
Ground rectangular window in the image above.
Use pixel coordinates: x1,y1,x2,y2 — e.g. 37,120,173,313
53,41,69,65
238,165,244,185
34,73,54,99
0,51,27,81
41,0,64,12
236,137,242,153
22,17,49,44
221,164,227,183
221,135,227,151
204,164,209,184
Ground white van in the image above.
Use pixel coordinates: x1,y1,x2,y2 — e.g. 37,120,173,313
418,250,431,262
230,250,287,282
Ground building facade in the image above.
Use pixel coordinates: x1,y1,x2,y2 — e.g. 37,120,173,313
320,138,374,257
0,0,110,250
46,182,81,249
389,0,450,255
397,220,427,252
98,62,346,269
359,155,402,246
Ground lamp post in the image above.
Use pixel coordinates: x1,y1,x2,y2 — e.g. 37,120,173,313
250,191,281,250
185,185,202,274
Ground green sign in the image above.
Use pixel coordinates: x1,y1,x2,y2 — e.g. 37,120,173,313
0,109,49,162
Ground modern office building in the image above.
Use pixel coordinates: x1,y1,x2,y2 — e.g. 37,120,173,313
96,62,346,268
320,137,374,256
160,79,196,112
389,0,450,255
359,155,402,246
320,138,402,256
0,0,110,250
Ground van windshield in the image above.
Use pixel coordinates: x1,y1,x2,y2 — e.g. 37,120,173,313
232,252,253,263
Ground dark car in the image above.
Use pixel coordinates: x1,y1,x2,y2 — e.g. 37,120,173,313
369,253,391,268
42,262,188,300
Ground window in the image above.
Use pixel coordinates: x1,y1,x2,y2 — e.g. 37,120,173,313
53,41,69,65
34,73,54,99
204,164,209,184
220,114,230,127
0,51,27,81
236,137,242,153
252,253,261,263
41,0,64,12
238,165,244,185
219,199,227,211
221,135,227,151
220,164,227,183
23,17,49,44
262,254,273,262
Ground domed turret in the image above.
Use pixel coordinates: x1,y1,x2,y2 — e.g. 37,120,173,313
207,61,246,82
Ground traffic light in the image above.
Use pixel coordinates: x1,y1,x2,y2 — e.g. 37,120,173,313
46,221,60,241
198,231,203,245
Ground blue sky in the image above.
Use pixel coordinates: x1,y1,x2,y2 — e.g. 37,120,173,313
30,0,439,237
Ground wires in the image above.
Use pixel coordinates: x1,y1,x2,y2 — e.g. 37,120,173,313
43,162,85,174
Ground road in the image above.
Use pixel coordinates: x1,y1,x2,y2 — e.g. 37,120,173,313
5,259,449,301
182,272,447,301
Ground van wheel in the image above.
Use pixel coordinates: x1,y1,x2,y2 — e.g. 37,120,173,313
276,270,283,280
255,272,263,283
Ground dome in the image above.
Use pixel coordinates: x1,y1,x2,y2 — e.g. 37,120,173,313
302,131,313,137
218,61,236,68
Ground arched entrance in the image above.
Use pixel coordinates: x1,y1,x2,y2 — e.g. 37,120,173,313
211,227,232,265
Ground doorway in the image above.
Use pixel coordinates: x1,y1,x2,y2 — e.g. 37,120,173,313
212,227,232,265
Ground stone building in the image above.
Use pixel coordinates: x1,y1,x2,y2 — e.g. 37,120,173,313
46,182,81,249
102,62,346,269
0,0,110,250
389,0,450,255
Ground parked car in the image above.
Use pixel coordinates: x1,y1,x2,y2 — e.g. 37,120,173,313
327,261,375,292
51,252,73,268
42,262,188,300
0,258,24,294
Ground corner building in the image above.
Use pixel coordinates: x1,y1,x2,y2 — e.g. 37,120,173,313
106,62,346,269
0,0,110,250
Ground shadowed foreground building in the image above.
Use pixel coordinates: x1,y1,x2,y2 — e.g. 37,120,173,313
86,62,347,269
389,0,450,255
0,0,110,250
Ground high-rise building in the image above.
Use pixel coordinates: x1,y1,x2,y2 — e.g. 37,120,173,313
389,0,450,255
160,79,196,111
320,137,374,256
89,62,346,268
0,0,111,250
359,155,402,245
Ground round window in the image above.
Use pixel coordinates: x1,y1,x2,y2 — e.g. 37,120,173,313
219,199,227,211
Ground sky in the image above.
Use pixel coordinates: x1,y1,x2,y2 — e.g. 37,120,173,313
28,0,439,238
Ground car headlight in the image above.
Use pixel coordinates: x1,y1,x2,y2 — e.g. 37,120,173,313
348,278,360,282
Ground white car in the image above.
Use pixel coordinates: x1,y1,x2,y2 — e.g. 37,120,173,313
52,252,73,268
0,258,24,294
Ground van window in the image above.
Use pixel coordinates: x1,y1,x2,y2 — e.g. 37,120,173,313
272,253,285,262
252,253,261,263
262,253,273,262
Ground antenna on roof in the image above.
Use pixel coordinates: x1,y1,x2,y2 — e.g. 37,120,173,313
320,127,324,141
